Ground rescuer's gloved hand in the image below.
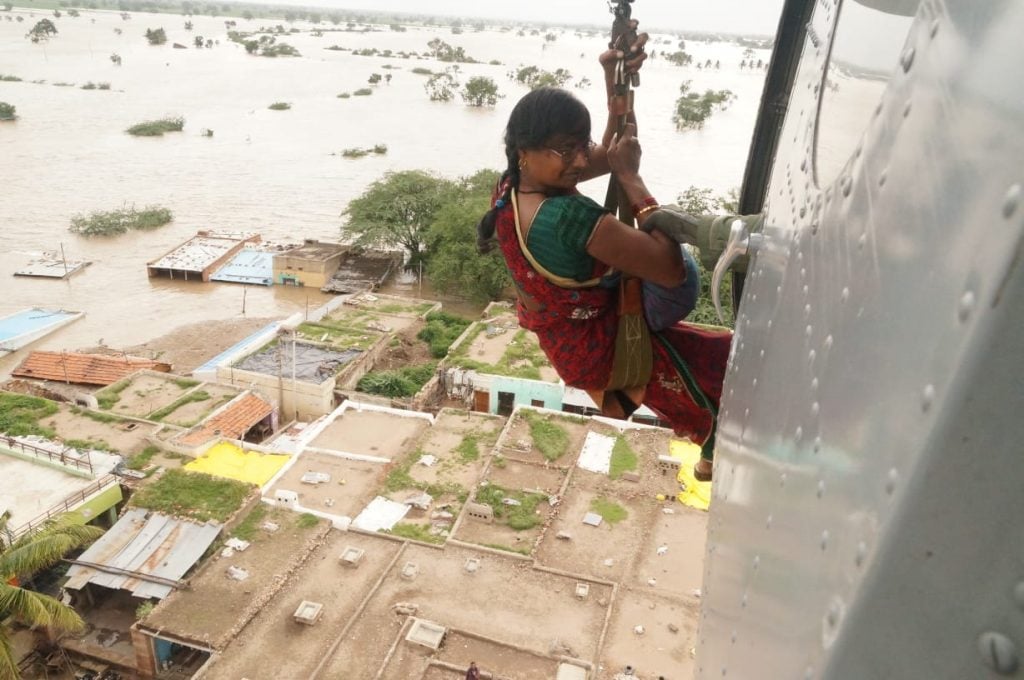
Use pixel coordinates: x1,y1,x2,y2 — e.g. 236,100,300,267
643,206,763,272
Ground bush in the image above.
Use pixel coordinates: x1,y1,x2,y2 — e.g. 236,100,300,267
144,27,166,45
673,81,734,130
336,92,351,98
0,102,15,121
0,74,22,82
268,101,290,110
352,88,372,96
357,362,436,398
411,67,433,75
0,393,58,437
126,116,184,136
417,311,471,358
70,205,173,236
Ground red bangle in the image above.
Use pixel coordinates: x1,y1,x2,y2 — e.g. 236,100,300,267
631,196,658,217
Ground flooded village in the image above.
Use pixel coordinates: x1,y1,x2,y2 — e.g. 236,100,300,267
0,1,774,678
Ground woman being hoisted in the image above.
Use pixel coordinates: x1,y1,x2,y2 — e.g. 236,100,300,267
476,27,735,481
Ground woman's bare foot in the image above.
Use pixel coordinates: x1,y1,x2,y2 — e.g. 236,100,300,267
694,458,713,482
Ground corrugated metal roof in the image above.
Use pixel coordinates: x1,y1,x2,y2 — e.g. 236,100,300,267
12,351,172,385
64,508,221,599
174,392,274,448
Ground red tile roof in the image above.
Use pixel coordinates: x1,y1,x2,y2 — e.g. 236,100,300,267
12,352,172,386
176,392,274,448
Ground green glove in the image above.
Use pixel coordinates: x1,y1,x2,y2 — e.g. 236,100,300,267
643,206,763,272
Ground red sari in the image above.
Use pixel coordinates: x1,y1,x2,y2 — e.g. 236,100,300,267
494,192,732,458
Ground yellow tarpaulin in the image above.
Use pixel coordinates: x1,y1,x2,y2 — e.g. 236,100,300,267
184,442,289,487
670,439,711,512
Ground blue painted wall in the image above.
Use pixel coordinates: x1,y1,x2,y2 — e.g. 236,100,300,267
489,376,564,413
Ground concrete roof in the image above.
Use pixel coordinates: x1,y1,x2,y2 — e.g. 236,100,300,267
277,240,347,261
174,392,274,448
12,352,172,385
65,508,222,600
211,248,274,286
147,233,257,273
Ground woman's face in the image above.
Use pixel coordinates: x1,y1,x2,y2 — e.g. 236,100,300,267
520,133,594,191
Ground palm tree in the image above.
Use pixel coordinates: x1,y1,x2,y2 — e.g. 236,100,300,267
1,512,102,680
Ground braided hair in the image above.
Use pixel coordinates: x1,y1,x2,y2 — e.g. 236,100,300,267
476,87,591,253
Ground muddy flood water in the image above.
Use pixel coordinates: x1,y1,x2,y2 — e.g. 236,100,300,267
0,8,770,375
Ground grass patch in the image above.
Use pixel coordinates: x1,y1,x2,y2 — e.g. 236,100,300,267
69,205,173,237
352,87,372,96
384,448,468,501
147,390,211,422
357,362,436,398
387,522,444,544
296,318,380,350
69,406,122,424
130,468,251,522
296,512,320,528
0,393,58,438
417,311,471,358
448,326,548,379
590,496,628,525
64,438,113,452
455,434,480,463
411,67,434,75
492,455,507,469
609,437,638,480
96,379,131,410
267,101,290,110
521,410,569,461
231,502,268,541
172,377,199,389
125,444,161,471
475,484,546,531
126,116,184,136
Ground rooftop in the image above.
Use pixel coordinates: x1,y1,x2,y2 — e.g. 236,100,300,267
277,240,348,262
173,392,274,448
0,450,116,531
12,351,172,386
64,508,222,600
210,248,275,286
233,341,362,383
147,232,258,273
446,312,559,382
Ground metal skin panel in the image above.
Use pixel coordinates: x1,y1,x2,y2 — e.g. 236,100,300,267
698,1,1024,678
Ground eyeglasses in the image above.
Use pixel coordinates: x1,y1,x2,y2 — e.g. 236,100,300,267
545,140,596,163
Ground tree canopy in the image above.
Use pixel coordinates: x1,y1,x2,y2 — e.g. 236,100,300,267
672,81,735,131
26,18,57,43
1,512,103,679
343,170,456,267
144,27,167,45
675,185,738,327
460,76,501,107
425,169,511,302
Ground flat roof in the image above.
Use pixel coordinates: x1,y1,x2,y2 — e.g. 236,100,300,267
278,241,346,261
0,447,119,531
210,248,274,286
0,308,81,343
148,234,254,273
234,342,362,383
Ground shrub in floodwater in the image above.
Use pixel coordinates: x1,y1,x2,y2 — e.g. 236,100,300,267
126,116,184,136
0,74,22,82
144,27,166,45
336,92,351,98
352,88,372,96
411,67,433,75
268,101,291,110
81,81,111,90
0,102,15,121
69,205,174,236
341,147,369,158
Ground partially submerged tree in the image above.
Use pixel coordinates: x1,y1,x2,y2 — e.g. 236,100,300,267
424,70,458,102
144,27,167,45
26,18,57,43
0,102,16,121
460,76,501,107
343,170,456,267
672,81,735,130
0,512,103,680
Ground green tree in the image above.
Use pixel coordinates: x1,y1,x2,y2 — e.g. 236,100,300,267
144,27,166,45
26,18,58,43
425,170,510,302
0,102,15,121
184,19,192,30
193,34,203,48
424,70,458,102
672,81,734,130
343,170,456,266
460,76,501,107
1,512,103,679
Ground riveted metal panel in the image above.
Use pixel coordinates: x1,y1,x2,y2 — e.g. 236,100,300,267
698,0,1024,678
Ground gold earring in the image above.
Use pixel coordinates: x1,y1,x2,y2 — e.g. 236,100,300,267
518,158,527,170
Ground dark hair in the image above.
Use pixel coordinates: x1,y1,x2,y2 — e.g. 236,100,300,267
476,88,591,253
